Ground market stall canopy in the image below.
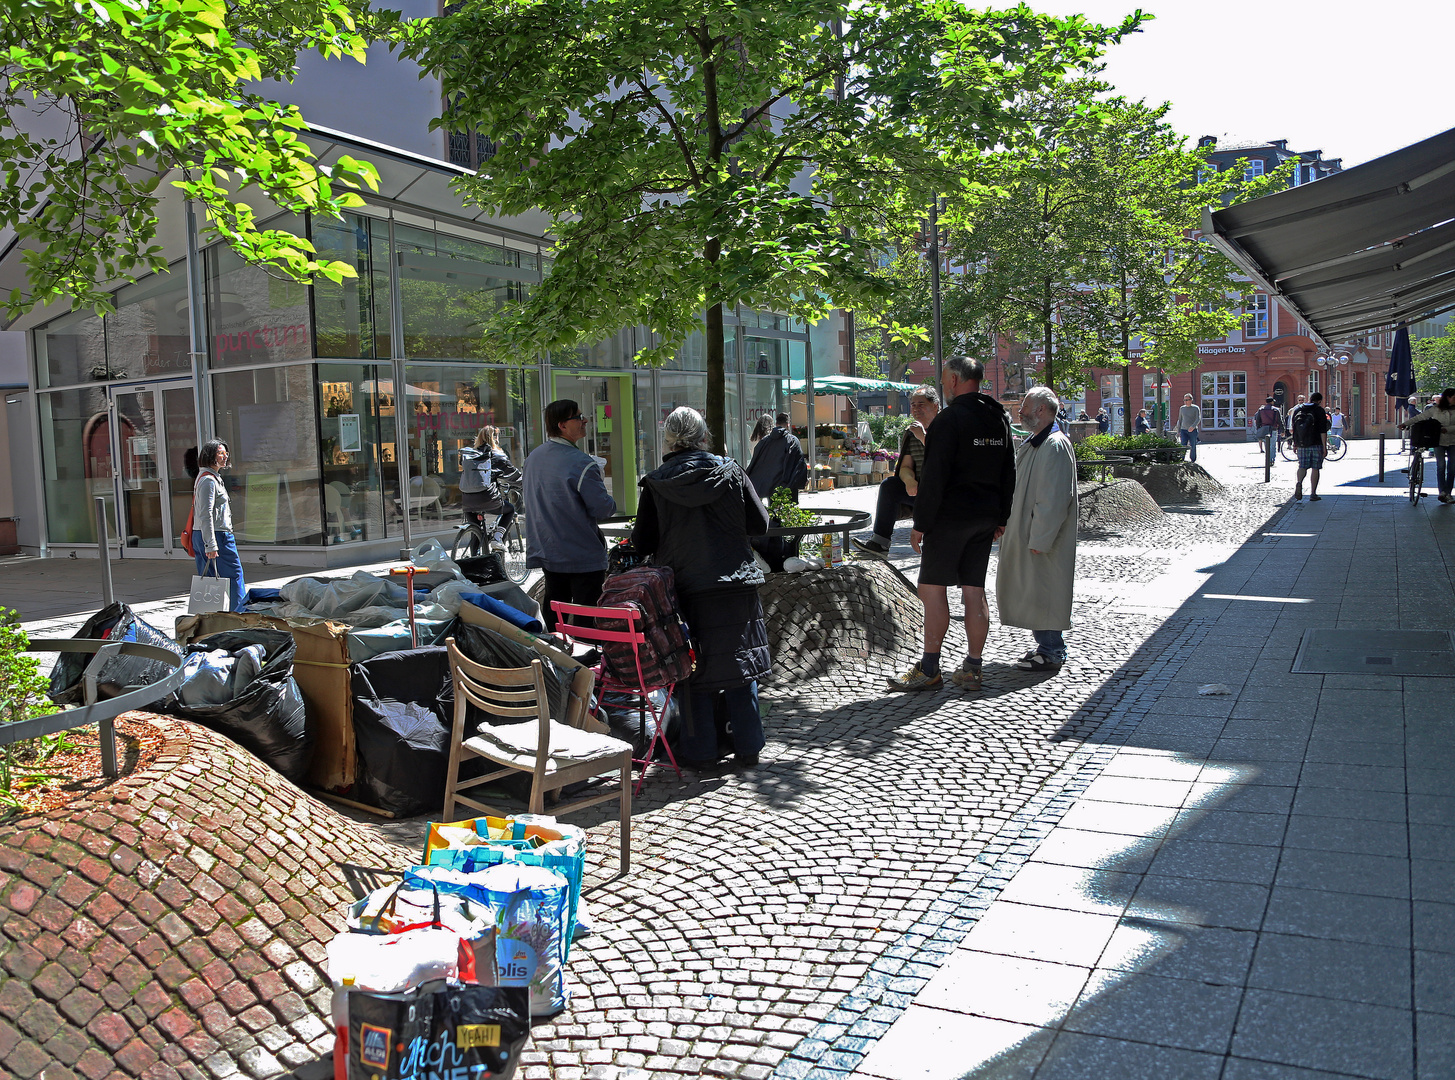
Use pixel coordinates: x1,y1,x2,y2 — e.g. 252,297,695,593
1204,127,1455,346
786,375,927,395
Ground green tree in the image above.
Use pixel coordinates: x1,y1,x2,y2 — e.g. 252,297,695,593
1070,97,1295,433
853,246,932,409
404,1,1141,449
1413,323,1455,393
0,0,401,318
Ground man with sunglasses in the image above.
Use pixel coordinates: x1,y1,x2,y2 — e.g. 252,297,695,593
852,386,940,557
523,399,617,632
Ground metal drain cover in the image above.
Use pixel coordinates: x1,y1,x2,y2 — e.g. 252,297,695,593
1292,629,1455,676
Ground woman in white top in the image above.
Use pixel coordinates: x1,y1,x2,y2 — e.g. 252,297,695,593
1400,388,1455,502
1330,408,1345,436
191,439,247,609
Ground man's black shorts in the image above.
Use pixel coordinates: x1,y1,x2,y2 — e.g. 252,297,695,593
919,520,998,588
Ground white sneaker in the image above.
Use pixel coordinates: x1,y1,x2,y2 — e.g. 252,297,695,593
489,531,506,553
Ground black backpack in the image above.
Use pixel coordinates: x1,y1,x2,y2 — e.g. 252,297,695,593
1290,405,1328,448
1410,417,1443,450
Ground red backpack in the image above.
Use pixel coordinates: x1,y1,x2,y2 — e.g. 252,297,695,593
595,565,695,688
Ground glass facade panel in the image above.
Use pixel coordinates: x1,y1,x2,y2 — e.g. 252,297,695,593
35,308,108,389
312,215,378,359
743,378,784,439
105,271,193,383
206,228,312,369
38,386,117,543
317,363,398,544
743,336,785,376
398,224,531,360
404,364,541,534
211,364,323,543
634,373,658,475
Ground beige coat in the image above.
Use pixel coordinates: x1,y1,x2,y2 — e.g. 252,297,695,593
996,430,1077,631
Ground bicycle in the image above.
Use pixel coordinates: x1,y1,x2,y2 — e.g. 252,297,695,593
1408,444,1426,505
450,488,528,583
1279,430,1346,462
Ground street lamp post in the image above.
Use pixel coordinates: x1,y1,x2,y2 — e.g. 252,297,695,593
1315,350,1350,409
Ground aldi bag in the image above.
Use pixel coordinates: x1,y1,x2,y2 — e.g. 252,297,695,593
344,983,530,1080
595,564,694,688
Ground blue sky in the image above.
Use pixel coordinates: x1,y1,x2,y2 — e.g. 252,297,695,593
1042,1,1452,167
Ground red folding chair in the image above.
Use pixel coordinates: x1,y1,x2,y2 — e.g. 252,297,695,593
550,600,682,794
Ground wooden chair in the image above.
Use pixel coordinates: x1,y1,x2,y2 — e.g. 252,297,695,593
442,638,633,873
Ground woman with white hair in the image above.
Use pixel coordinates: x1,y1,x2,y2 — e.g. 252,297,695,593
630,407,772,767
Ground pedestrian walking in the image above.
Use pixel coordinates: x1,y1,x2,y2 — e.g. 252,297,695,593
748,414,773,457
1177,393,1202,462
1398,388,1455,502
191,439,247,612
997,387,1078,670
1095,407,1110,434
631,407,771,767
1134,409,1150,435
1288,391,1332,502
458,425,520,554
524,399,617,632
852,387,940,556
745,412,807,501
1331,407,1345,440
888,356,1015,692
1254,397,1283,456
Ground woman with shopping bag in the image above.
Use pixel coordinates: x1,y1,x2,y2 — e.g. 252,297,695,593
189,439,246,611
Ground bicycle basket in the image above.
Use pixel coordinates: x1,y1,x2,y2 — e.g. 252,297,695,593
1411,418,1443,450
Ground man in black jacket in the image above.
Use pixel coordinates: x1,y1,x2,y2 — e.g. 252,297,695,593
889,356,1016,692
746,413,808,500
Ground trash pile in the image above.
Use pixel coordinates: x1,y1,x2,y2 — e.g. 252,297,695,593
327,813,587,1077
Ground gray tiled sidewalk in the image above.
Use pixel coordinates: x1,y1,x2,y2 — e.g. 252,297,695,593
845,493,1455,1080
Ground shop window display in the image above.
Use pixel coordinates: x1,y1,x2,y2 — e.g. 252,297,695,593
317,363,399,543
211,364,323,544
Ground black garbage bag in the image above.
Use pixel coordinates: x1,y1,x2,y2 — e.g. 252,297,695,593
165,628,313,786
451,622,573,724
49,603,182,705
455,554,507,587
351,647,456,816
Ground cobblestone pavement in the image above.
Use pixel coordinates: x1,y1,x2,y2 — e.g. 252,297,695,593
353,471,1294,1080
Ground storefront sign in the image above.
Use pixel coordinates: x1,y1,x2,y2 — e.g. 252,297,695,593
337,414,362,453
214,324,308,356
1197,345,1248,355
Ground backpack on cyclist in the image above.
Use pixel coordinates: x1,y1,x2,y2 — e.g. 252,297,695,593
1410,417,1443,450
594,565,694,688
1290,404,1329,448
457,446,492,493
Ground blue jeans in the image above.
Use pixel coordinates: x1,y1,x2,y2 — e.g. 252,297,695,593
1179,428,1199,462
681,682,764,762
193,530,247,611
871,473,914,545
1436,446,1455,496
1033,630,1066,660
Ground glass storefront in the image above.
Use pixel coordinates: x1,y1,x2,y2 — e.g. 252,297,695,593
30,213,814,559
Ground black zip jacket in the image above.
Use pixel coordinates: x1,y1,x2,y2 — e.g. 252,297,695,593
911,390,1016,532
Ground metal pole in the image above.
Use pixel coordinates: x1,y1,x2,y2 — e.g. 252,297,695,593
805,332,816,487
1264,427,1273,483
94,498,114,606
1379,434,1385,482
387,215,413,554
929,200,943,388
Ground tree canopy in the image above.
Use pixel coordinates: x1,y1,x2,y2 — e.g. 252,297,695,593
405,0,1142,447
0,0,400,319
1412,322,1455,394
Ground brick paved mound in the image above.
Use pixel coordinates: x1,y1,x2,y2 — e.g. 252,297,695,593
1111,461,1226,504
0,713,413,1080
759,560,923,685
1078,478,1165,534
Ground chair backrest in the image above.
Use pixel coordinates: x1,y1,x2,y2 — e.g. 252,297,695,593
421,476,442,498
446,638,552,772
550,601,655,693
328,480,352,497
324,485,342,514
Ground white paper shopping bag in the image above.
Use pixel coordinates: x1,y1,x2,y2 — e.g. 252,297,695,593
188,565,230,614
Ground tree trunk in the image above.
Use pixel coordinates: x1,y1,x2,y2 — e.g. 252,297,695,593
1042,286,1055,392
1120,269,1133,436
705,296,727,453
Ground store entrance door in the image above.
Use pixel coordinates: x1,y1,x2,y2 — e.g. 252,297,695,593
107,380,198,556
551,372,637,515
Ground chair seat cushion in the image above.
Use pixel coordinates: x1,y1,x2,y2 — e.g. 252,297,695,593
467,719,632,769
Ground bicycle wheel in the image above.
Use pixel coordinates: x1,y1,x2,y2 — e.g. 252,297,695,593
501,518,528,583
1410,451,1424,505
450,522,485,561
1279,437,1298,462
1325,434,1347,461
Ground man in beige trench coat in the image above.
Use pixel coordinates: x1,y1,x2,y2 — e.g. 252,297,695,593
997,386,1078,671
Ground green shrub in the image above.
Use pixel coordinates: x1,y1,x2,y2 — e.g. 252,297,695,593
1080,433,1182,454
1,608,62,810
865,413,913,449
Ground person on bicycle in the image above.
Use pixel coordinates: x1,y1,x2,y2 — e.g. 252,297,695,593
1289,392,1331,502
1254,397,1282,456
1399,388,1455,502
459,426,521,553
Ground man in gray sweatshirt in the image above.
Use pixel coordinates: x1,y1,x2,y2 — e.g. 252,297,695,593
1177,393,1203,462
523,399,617,631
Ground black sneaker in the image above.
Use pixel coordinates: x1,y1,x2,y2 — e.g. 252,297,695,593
851,537,890,557
734,752,760,768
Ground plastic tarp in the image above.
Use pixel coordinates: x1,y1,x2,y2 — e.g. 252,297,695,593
165,627,313,786
49,603,182,704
